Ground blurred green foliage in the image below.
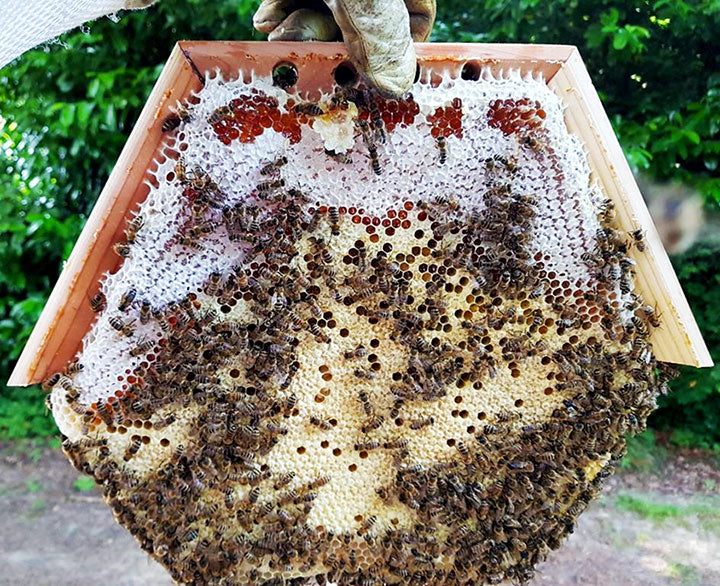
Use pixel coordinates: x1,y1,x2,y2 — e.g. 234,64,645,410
650,243,720,451
621,430,667,473
73,475,97,493
0,0,719,443
435,1,720,199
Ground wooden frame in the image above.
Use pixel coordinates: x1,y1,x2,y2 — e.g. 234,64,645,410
7,41,711,387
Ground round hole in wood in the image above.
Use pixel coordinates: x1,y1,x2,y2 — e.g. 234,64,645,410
461,60,481,81
272,61,298,89
333,61,357,86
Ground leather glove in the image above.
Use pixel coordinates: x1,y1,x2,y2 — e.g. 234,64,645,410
253,0,436,98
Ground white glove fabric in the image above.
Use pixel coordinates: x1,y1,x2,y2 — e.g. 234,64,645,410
0,0,157,68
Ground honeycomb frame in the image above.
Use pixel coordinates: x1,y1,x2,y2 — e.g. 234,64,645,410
7,41,713,586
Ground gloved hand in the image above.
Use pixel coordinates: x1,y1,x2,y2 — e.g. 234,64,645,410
253,0,436,98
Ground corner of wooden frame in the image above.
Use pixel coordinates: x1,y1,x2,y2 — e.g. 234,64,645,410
548,49,712,367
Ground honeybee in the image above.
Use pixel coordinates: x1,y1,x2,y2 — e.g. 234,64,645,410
64,385,79,404
369,106,386,142
358,515,377,534
357,119,374,146
528,285,544,299
152,414,176,430
88,291,107,313
368,144,382,176
630,229,646,252
383,438,408,450
129,339,154,357
409,416,434,430
484,155,506,172
308,475,330,490
65,362,84,375
95,399,113,426
139,301,152,325
436,136,447,165
309,416,334,430
328,206,341,235
190,198,209,220
362,415,384,432
330,86,363,109
177,235,205,250
176,162,222,201
56,375,73,391
124,216,144,244
308,322,330,343
638,304,661,328
520,134,541,151
294,102,323,116
260,156,288,175
354,368,376,381
324,148,352,164
123,435,142,461
435,194,460,213
205,271,223,296
173,444,185,460
354,440,380,451
274,471,295,490
113,242,131,258
344,345,367,360
599,198,616,222
257,179,285,195
109,315,136,337
118,288,137,312
620,272,633,295
207,105,234,125
581,251,603,265
631,315,649,336
161,107,191,132
41,372,62,391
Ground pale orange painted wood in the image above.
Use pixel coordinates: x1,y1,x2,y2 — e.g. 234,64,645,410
181,41,575,90
8,42,710,387
8,45,203,386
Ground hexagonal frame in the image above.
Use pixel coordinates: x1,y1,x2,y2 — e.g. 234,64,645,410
8,41,711,387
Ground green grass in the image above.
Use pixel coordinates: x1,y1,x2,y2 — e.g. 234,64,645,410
73,475,96,493
25,479,42,494
27,497,46,516
667,562,701,586
616,493,720,525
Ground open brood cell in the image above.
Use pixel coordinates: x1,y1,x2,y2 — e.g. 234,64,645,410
46,64,674,585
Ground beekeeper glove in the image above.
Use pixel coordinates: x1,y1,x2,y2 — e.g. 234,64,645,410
253,0,436,98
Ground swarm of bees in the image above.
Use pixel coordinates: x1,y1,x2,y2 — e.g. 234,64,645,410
45,73,677,586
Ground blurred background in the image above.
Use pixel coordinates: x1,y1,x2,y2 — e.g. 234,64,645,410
0,1,719,584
